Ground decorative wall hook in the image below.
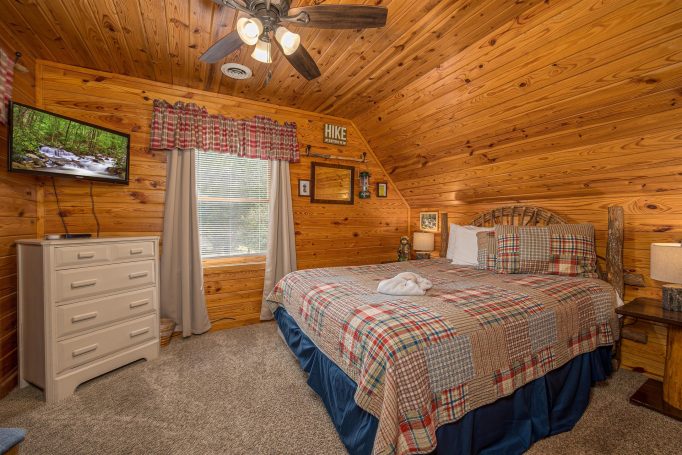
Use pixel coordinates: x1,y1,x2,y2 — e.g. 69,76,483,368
13,51,29,73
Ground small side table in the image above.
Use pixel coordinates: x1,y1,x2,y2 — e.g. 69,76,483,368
616,297,682,421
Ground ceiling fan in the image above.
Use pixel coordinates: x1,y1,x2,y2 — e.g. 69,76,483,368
201,0,388,80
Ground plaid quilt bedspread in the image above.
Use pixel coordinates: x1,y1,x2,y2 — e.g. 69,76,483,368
266,259,618,455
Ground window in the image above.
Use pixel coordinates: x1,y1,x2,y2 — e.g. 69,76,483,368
195,151,271,259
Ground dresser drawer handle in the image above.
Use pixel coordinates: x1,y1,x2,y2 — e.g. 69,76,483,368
77,251,96,259
72,344,98,357
128,271,149,279
71,279,97,289
129,299,150,309
130,248,144,255
71,312,98,323
130,327,150,338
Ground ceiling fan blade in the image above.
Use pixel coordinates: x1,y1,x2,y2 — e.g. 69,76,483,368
200,31,243,63
277,42,321,81
283,5,388,29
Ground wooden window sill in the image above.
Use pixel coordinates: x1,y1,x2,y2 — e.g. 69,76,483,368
202,256,266,269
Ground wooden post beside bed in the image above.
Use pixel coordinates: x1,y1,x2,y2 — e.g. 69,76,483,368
440,213,449,258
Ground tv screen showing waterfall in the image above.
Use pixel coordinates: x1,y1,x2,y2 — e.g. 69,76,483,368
8,102,130,184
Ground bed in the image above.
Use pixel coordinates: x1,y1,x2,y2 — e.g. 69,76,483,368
266,206,623,455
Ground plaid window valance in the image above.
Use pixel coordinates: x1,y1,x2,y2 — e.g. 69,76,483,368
150,99,299,162
0,49,15,125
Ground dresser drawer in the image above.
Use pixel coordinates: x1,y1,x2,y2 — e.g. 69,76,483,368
55,288,157,338
54,260,156,303
56,314,157,373
111,241,156,262
54,244,112,268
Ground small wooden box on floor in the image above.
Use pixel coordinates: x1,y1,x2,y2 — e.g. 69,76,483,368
16,237,160,403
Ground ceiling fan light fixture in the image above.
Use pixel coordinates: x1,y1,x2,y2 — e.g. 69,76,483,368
251,39,272,64
275,27,301,56
236,17,263,45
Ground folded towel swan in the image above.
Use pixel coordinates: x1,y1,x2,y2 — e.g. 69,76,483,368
377,272,433,296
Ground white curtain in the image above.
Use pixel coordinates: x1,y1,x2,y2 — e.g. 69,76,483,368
160,148,212,336
261,160,297,320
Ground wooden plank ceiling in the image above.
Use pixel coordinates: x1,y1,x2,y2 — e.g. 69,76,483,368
0,0,540,118
358,0,682,206
2,0,681,209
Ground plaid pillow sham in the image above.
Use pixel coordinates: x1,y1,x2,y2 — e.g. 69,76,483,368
493,224,598,278
476,231,497,271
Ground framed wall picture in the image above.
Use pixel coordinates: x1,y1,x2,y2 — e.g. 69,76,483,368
376,182,388,198
310,162,354,205
298,179,311,197
420,211,439,232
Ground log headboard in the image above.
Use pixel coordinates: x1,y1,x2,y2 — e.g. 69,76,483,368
439,205,625,298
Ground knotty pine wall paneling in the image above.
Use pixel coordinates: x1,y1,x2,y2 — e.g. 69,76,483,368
0,47,37,398
387,1,682,380
35,60,409,333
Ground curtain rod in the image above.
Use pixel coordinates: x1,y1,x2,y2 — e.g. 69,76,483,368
305,145,367,163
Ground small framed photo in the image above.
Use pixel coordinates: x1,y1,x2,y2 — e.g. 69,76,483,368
376,182,388,198
298,179,311,197
420,211,439,232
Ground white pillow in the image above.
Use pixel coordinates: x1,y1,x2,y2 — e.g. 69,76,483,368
446,224,493,266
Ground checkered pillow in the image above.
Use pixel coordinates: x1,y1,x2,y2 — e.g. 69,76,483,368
476,231,497,270
494,224,598,278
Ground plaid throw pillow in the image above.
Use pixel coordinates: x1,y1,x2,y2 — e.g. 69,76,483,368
494,224,598,278
476,231,497,270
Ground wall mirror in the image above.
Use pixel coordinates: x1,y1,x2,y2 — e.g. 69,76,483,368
310,162,355,204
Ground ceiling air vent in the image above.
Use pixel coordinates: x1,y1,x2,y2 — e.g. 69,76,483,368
221,63,252,80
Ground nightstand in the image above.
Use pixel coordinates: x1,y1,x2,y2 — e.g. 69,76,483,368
616,297,682,421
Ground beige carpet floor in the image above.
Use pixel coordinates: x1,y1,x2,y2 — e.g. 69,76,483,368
1,322,681,455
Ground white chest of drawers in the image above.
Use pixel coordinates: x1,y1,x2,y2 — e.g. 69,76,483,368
16,237,160,403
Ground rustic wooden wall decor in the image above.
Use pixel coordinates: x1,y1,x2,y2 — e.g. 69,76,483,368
310,162,355,205
323,123,347,146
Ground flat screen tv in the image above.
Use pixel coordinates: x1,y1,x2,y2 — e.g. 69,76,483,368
8,102,130,184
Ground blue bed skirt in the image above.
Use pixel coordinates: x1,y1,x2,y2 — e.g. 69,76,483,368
274,308,612,455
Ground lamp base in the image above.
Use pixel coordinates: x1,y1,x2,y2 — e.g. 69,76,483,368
662,284,682,312
415,251,431,260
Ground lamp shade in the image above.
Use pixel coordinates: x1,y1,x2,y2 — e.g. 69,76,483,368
650,243,682,284
413,232,434,252
237,17,263,46
275,26,300,55
251,39,272,63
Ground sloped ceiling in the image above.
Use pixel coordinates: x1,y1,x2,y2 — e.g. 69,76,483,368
0,0,540,116
357,0,682,207
2,0,681,210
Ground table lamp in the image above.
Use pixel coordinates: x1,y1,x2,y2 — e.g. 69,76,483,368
413,232,434,260
650,243,682,312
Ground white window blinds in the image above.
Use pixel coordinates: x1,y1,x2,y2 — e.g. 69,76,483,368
195,151,271,259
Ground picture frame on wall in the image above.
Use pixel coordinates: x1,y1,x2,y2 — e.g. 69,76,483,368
299,179,311,197
420,211,439,232
376,182,388,198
